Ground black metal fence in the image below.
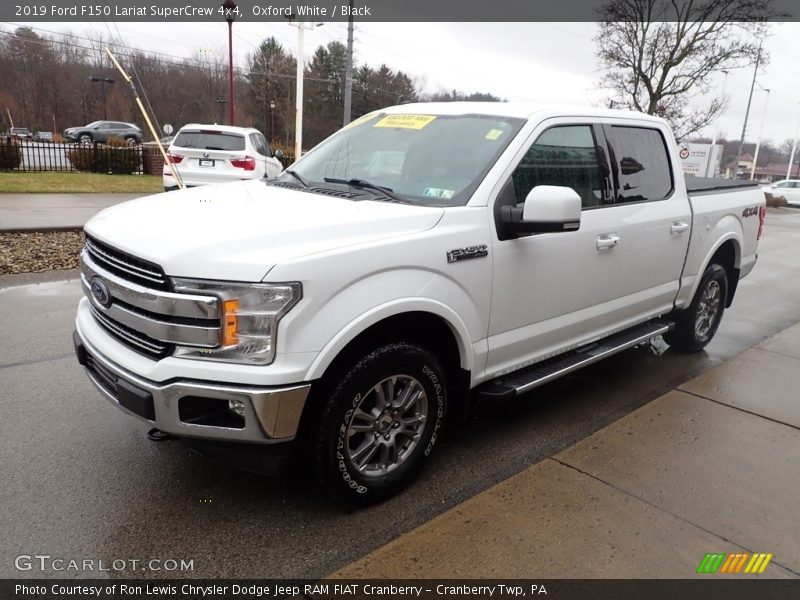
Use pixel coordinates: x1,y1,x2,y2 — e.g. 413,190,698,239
0,139,145,174
0,139,295,174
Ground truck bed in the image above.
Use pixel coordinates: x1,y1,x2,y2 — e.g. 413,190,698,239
685,177,760,196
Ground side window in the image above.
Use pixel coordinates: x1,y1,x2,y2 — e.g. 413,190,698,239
251,133,270,156
511,125,606,209
260,133,272,157
607,126,673,203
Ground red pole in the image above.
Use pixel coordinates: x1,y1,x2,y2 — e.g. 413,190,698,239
227,20,234,126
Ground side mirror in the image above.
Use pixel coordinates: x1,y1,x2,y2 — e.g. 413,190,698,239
273,149,284,159
500,185,582,236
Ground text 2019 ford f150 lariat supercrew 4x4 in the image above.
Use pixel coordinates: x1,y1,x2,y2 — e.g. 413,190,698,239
73,103,766,502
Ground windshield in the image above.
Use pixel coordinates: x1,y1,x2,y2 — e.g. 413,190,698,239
286,112,525,206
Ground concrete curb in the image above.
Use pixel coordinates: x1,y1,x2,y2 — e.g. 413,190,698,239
0,226,84,234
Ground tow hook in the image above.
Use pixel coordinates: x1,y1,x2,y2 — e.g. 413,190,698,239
147,428,175,442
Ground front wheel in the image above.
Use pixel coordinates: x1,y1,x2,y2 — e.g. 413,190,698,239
311,342,447,504
664,263,728,352
78,134,92,144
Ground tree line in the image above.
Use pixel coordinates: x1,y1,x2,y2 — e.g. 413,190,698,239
0,26,500,152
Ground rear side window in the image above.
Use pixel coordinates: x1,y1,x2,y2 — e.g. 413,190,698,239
250,133,270,156
607,126,673,203
174,131,245,151
511,125,606,209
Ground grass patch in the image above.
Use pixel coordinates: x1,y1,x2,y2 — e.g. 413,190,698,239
0,172,162,194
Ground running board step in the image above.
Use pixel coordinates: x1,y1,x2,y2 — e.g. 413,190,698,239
475,319,672,401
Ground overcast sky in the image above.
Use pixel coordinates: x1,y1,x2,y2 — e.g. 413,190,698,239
4,20,800,146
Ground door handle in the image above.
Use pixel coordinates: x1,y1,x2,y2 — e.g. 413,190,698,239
596,234,621,251
670,221,690,235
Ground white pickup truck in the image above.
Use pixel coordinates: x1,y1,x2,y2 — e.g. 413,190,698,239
74,103,766,502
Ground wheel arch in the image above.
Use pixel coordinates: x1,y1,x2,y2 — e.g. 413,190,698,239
299,307,473,442
681,233,742,310
706,238,740,307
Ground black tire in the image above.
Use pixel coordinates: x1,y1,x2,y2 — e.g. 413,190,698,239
311,342,447,504
124,136,137,145
664,263,728,352
79,133,92,144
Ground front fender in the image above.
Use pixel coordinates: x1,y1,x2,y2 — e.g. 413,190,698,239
304,297,475,381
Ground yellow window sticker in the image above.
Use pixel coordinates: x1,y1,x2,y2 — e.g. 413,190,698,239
374,114,437,130
344,112,378,129
485,128,504,140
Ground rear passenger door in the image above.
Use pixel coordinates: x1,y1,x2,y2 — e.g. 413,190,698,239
600,119,691,312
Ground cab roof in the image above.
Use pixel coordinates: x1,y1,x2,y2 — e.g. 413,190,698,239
382,101,666,125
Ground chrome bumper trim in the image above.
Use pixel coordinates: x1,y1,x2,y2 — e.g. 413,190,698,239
78,331,310,444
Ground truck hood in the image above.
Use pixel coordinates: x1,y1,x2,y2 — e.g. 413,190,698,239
84,180,444,282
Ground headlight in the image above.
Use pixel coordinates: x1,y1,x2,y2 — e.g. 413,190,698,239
171,278,302,365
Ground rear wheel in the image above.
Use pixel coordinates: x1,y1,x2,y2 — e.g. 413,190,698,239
664,263,728,352
311,342,447,504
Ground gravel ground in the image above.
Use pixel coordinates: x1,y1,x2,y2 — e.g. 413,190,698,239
0,231,84,275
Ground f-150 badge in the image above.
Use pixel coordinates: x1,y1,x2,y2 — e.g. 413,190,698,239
447,245,488,263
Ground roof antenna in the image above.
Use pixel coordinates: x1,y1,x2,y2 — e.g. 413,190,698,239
105,47,185,190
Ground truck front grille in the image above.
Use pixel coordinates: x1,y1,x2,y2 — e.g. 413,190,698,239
81,238,221,361
90,306,173,359
85,235,169,290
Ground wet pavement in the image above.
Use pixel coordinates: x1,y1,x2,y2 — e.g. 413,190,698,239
336,325,800,578
0,194,142,231
1,209,800,579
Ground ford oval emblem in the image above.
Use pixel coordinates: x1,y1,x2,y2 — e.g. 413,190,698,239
90,277,112,308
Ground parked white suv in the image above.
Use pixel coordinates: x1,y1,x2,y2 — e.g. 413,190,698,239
163,124,283,190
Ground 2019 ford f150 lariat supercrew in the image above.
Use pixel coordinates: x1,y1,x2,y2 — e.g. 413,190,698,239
73,103,766,502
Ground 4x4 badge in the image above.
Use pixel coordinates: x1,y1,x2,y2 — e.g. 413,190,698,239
447,245,488,263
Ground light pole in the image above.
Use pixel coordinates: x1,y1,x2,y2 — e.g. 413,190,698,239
269,99,276,141
734,40,762,180
787,105,800,180
749,85,770,181
215,99,227,124
89,76,115,120
288,17,323,160
221,0,237,126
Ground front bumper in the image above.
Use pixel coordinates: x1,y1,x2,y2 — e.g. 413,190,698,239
73,330,310,445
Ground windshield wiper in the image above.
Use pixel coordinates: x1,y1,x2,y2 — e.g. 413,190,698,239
284,169,309,188
323,177,408,203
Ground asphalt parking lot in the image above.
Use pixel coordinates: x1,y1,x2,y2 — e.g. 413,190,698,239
2,209,800,580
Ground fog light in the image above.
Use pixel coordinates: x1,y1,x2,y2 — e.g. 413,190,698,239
228,399,246,417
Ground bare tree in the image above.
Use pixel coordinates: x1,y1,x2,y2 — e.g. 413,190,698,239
596,0,776,140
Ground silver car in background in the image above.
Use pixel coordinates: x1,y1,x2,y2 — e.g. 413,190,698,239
163,124,284,191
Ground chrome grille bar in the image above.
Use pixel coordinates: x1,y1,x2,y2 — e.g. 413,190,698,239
85,237,167,287
81,251,220,320
90,306,170,356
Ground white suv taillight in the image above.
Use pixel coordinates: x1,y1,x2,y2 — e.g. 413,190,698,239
230,156,256,171
166,153,184,164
